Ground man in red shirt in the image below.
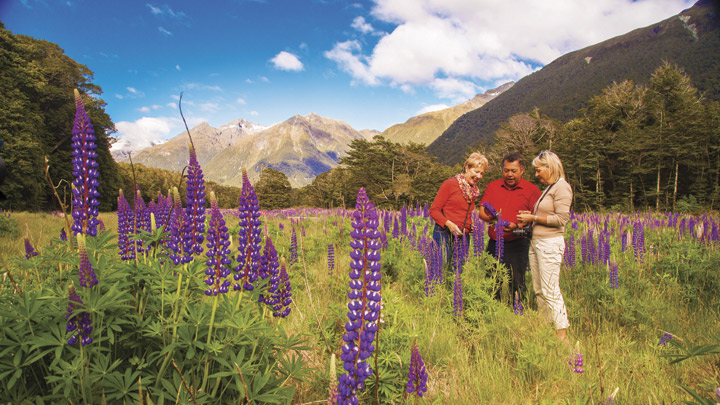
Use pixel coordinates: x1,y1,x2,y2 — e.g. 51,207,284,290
478,153,540,304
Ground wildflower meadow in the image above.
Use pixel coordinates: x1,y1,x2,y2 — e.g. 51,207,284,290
1,91,720,404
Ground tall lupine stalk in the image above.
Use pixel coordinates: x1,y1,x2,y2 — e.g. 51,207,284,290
453,235,463,317
258,235,279,305
77,234,98,288
24,237,38,259
472,212,484,256
234,168,262,292
134,187,150,256
70,89,100,237
117,189,136,261
289,227,298,266
632,221,645,264
66,285,93,346
165,187,185,265
568,341,584,373
406,342,428,402
328,244,335,275
608,262,619,289
271,258,292,318
203,192,232,296
338,188,382,404
182,145,206,263
564,233,576,268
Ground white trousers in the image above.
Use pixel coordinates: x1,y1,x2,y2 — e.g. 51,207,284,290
529,236,569,330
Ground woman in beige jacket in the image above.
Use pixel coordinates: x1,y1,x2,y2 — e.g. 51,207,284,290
517,151,573,342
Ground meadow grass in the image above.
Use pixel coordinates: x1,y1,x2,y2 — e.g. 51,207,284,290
1,210,718,403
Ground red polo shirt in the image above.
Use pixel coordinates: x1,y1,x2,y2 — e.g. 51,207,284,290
480,178,540,241
430,177,477,233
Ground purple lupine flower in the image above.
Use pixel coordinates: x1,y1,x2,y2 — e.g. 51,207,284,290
134,187,150,255
117,189,136,261
563,233,575,268
337,187,382,405
77,235,98,288
379,231,388,250
60,228,68,242
66,285,93,346
513,292,524,315
97,218,106,233
658,332,673,346
271,258,292,318
401,204,407,236
608,262,619,289
182,145,206,263
406,342,428,398
392,216,400,239
632,221,645,264
278,222,284,231
70,89,100,237
568,348,584,373
453,235,463,317
495,212,505,263
472,212,484,257
715,387,719,401
24,237,38,259
258,235,279,304
204,192,232,296
328,244,335,275
234,168,262,291
165,187,185,265
289,227,298,266
481,201,498,219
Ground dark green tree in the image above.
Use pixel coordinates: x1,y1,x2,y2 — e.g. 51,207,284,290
254,168,292,210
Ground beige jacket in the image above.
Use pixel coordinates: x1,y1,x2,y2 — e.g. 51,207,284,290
532,178,572,239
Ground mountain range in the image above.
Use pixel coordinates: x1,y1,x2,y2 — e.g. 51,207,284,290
428,0,720,165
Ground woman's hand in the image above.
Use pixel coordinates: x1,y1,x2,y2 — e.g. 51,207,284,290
445,220,463,236
517,210,534,224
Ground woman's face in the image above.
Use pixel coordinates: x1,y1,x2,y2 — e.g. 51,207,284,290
464,165,485,186
534,164,550,185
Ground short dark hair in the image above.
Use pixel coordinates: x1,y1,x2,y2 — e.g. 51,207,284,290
503,153,525,168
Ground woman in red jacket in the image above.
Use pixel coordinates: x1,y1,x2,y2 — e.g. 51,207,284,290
430,152,488,270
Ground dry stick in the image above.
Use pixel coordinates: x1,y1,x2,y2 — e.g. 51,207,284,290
44,156,74,249
298,232,333,352
233,362,251,404
178,92,196,150
138,376,144,405
171,358,197,405
0,253,23,297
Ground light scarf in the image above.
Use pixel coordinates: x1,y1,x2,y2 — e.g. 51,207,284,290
454,174,480,203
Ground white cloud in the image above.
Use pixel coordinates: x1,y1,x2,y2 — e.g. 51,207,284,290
112,117,173,152
158,27,173,36
270,51,304,71
351,16,375,34
183,82,222,91
146,3,190,25
327,0,694,96
416,104,450,115
115,94,124,100
236,98,247,104
138,106,151,113
245,78,254,84
127,87,138,94
166,102,176,108
249,111,259,116
175,64,181,71
260,76,270,83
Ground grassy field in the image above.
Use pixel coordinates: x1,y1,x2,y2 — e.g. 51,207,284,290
1,207,719,404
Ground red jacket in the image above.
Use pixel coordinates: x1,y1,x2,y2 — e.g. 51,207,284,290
430,177,476,233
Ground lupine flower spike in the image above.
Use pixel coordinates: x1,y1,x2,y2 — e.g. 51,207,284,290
24,237,38,259
406,342,428,401
234,168,262,291
568,341,584,373
328,244,335,275
66,285,93,345
182,144,206,263
70,89,100,237
337,188,382,405
658,332,673,346
328,354,339,405
204,192,232,296
513,291,524,315
77,234,98,288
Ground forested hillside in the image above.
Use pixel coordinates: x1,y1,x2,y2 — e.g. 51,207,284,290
0,22,119,211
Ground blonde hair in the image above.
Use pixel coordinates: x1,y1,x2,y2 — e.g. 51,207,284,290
464,152,488,173
532,150,565,184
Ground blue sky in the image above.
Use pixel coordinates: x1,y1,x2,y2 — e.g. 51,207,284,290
1,0,694,152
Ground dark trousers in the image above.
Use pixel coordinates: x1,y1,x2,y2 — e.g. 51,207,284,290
486,237,530,303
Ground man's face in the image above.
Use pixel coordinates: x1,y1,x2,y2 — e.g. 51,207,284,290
503,160,524,188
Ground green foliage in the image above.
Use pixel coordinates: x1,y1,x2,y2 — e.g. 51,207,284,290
0,24,119,212
255,168,293,210
0,214,18,238
0,230,309,403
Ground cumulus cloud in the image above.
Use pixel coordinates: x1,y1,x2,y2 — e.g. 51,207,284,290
327,0,693,99
270,51,304,71
111,117,173,152
351,16,375,34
